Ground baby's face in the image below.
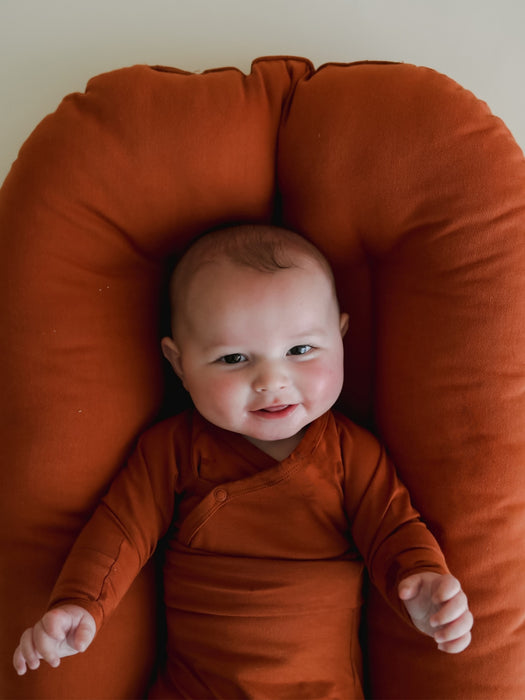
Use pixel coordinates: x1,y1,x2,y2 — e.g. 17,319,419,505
163,256,347,458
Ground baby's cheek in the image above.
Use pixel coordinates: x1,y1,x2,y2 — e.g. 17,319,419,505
310,364,344,404
208,376,246,414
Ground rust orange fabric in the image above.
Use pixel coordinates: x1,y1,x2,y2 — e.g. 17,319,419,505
1,56,524,699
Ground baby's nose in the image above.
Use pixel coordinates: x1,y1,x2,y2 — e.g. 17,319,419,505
252,362,289,393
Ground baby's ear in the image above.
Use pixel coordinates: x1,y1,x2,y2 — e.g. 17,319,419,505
339,313,349,338
161,337,185,382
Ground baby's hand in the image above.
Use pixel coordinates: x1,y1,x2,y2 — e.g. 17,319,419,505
398,572,473,653
13,605,96,675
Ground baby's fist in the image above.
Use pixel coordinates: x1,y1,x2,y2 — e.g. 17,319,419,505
13,605,96,676
399,572,473,653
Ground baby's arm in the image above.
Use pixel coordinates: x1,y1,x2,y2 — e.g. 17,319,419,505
398,572,473,653
13,605,96,676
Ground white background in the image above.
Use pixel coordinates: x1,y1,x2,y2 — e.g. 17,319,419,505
1,0,524,184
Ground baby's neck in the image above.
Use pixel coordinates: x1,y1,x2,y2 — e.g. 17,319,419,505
244,428,306,461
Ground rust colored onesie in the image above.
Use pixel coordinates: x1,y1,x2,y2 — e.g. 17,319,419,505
49,409,448,699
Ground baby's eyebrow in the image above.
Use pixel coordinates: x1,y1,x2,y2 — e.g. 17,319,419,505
201,342,242,355
289,327,329,339
200,327,330,353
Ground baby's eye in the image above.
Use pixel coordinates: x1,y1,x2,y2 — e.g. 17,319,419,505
219,353,247,365
287,345,313,356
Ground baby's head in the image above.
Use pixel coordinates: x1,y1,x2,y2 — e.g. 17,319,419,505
162,225,348,459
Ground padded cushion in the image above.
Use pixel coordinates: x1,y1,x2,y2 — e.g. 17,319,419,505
1,56,524,699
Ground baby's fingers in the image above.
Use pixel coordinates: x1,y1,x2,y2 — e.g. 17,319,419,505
431,574,461,603
437,632,472,654
13,628,43,675
434,610,474,653
12,647,27,676
72,618,96,653
32,619,63,668
430,588,469,628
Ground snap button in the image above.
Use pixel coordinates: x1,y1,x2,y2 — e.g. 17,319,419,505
214,488,228,503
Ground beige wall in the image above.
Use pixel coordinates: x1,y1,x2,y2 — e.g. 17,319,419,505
1,0,524,184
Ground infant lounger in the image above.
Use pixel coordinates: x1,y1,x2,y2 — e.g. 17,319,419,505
1,56,524,699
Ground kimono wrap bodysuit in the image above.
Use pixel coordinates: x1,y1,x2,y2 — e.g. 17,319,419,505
49,409,448,699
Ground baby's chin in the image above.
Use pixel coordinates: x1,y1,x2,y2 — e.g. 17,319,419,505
244,405,309,436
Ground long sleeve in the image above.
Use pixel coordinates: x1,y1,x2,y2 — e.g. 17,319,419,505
49,418,183,629
338,414,449,620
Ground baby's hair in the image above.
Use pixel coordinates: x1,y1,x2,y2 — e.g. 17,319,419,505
183,224,331,270
220,229,295,271
168,224,337,334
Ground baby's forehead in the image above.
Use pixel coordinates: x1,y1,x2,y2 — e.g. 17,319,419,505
168,228,339,336
173,240,326,291
168,246,339,341
185,258,335,331
177,253,325,305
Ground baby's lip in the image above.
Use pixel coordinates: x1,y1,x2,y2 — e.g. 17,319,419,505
251,404,298,418
259,404,290,413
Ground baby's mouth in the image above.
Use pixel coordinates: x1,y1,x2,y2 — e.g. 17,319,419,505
252,404,298,418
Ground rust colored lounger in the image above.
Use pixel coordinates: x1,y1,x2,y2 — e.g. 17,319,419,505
1,56,524,699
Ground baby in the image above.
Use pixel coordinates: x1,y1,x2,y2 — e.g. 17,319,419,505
13,225,472,699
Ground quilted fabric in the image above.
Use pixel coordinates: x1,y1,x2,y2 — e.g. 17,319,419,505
1,56,524,699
